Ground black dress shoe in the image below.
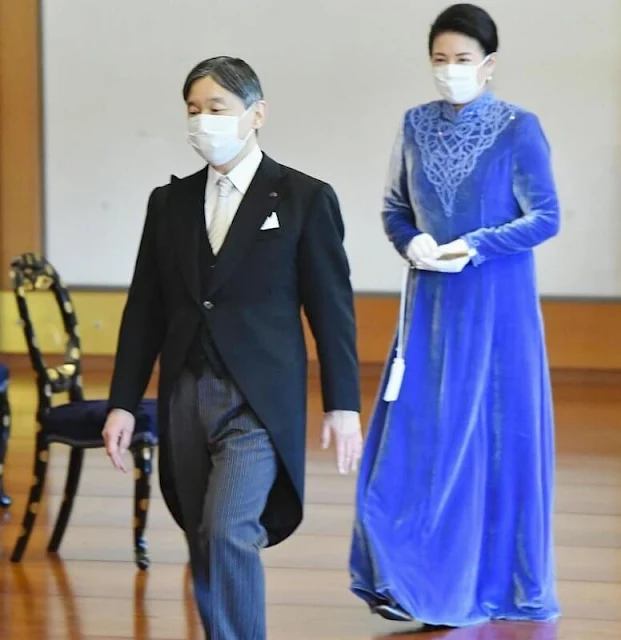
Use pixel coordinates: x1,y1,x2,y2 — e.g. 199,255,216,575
419,623,455,632
372,602,414,622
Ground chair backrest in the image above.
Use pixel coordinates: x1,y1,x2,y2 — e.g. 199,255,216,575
0,363,8,394
10,253,84,408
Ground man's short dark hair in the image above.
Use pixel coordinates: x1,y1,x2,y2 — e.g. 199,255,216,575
182,56,264,107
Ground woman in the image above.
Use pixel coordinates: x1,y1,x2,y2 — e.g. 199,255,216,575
349,3,561,628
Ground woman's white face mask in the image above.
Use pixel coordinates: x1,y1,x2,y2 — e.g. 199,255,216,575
432,54,494,105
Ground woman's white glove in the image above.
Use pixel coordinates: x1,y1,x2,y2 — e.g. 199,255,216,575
415,238,474,273
406,234,440,263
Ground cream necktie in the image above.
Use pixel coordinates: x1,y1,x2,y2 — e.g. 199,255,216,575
209,176,234,255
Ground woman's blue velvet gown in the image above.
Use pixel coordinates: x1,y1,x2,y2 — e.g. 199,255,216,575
349,92,561,626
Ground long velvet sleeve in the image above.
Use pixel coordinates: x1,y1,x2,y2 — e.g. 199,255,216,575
464,113,560,265
382,114,421,257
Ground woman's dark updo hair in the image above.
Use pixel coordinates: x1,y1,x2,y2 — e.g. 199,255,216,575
428,4,499,56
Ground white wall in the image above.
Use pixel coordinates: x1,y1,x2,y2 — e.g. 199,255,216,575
42,0,621,296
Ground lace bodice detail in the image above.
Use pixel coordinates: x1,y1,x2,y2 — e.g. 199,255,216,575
410,93,516,216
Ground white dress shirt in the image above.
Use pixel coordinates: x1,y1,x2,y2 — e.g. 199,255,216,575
205,144,263,238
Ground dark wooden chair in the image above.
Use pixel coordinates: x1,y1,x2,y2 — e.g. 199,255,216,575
8,253,158,569
0,361,11,507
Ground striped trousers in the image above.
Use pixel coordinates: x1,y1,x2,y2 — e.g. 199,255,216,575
169,366,278,639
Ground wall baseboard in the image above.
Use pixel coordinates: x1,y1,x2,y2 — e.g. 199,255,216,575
1,291,620,371
3,352,620,390
0,291,621,371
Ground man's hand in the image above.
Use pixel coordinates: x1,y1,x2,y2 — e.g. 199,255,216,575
102,408,136,473
321,410,363,475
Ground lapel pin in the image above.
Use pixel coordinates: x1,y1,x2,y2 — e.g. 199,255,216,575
269,192,278,198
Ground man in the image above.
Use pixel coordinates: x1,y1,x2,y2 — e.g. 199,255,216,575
102,56,362,639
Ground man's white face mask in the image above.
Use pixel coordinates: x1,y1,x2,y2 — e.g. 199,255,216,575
187,105,254,166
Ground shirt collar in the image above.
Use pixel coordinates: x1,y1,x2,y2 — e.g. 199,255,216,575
208,144,263,195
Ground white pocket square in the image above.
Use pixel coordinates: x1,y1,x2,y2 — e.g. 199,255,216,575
260,212,280,231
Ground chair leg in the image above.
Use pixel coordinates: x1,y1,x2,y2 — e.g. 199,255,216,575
48,447,84,553
133,445,153,571
0,389,12,508
134,569,150,640
11,434,50,562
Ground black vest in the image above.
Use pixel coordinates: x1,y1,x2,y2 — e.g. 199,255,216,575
185,225,228,378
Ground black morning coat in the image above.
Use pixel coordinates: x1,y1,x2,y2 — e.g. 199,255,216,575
108,153,361,546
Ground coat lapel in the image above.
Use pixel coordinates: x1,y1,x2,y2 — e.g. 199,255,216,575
207,154,285,296
171,167,208,303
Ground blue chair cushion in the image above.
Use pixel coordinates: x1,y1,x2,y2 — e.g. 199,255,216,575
42,399,158,448
0,363,8,393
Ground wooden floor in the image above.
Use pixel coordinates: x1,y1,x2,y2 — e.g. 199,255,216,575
0,372,620,639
